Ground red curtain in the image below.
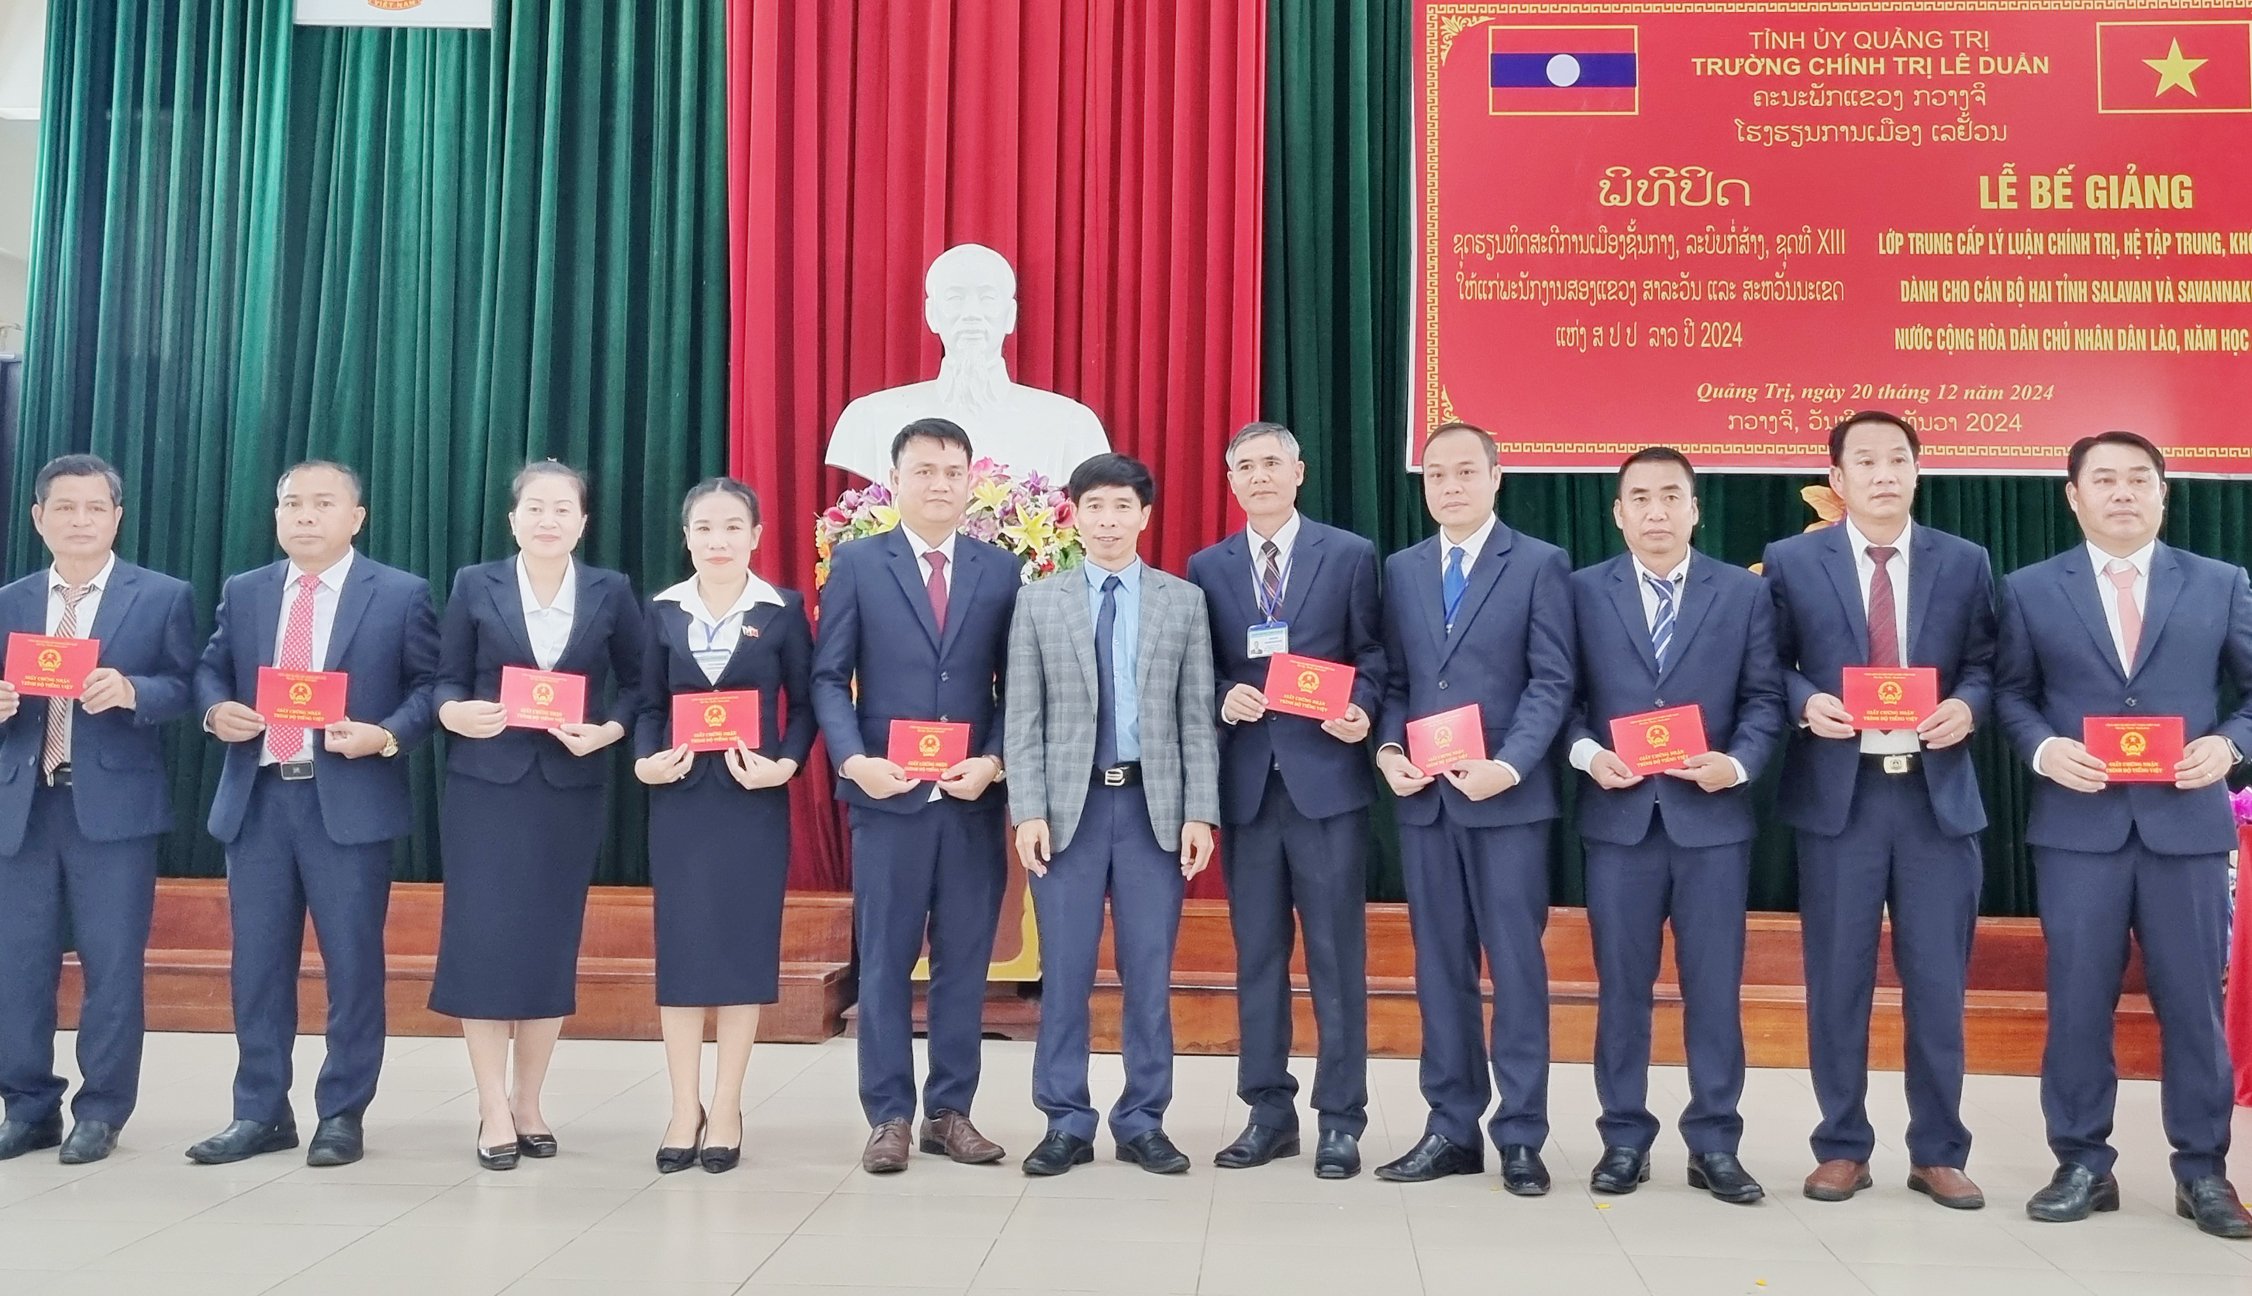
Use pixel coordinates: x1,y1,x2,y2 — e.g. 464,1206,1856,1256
729,0,1267,891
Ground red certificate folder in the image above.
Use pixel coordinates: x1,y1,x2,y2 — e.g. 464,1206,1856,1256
499,666,586,730
889,720,971,780
1262,653,1355,721
1841,666,1939,730
1406,704,1485,773
1610,704,1709,774
2084,715,2185,783
4,633,99,698
256,667,348,727
672,690,760,753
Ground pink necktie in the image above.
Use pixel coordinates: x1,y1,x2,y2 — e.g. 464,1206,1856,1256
41,584,91,776
2106,559,2141,669
924,551,949,632
267,573,323,762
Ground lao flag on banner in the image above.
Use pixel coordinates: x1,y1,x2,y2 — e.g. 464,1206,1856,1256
1489,24,1639,116
2096,21,2252,113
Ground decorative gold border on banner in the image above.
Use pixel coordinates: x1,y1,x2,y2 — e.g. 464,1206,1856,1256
1416,0,2252,454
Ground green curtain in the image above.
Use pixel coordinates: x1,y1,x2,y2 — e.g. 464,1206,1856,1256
1263,0,2252,915
17,0,729,884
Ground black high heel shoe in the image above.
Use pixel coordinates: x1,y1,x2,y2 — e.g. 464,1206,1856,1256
701,1111,743,1173
519,1131,559,1159
655,1108,705,1174
476,1123,520,1172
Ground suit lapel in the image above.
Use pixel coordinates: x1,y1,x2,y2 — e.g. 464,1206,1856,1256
1440,524,1513,667
938,543,987,659
1216,532,1257,628
1906,527,1941,662
1655,556,1716,685
1278,524,1327,624
885,529,943,650
1818,527,1872,656
1408,537,1449,662
716,601,783,686
2129,544,2183,681
1134,570,1169,701
554,563,600,667
324,557,378,671
1606,558,1658,676
251,562,286,665
1060,573,1101,703
2054,549,2124,680
86,563,140,643
484,561,538,663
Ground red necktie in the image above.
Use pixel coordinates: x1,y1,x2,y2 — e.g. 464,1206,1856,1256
1865,546,1900,667
924,551,949,633
267,572,323,762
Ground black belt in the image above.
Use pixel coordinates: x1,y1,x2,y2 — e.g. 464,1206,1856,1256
1861,752,1921,775
264,760,317,782
1095,762,1142,788
42,763,70,788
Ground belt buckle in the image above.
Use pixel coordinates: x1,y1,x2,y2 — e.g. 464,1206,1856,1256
1882,754,1912,776
1103,767,1127,788
279,760,316,782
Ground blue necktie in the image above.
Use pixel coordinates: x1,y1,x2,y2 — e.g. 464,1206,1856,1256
1442,546,1468,630
1094,575,1121,769
1645,573,1677,672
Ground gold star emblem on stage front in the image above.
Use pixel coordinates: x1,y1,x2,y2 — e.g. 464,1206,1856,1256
2145,38,2208,97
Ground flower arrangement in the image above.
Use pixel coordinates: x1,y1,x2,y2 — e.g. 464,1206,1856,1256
2232,787,2252,827
815,457,1083,590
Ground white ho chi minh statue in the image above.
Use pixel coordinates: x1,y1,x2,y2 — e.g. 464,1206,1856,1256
824,243,1111,486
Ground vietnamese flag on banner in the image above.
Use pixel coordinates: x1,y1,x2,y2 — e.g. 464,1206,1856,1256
2096,21,2252,113
1488,24,1639,116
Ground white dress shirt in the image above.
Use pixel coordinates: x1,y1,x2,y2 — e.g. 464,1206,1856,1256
903,527,958,596
653,573,785,686
1245,511,1303,614
517,557,577,671
2031,539,2159,777
1568,554,1747,786
43,554,116,766
1841,517,1920,755
260,551,355,767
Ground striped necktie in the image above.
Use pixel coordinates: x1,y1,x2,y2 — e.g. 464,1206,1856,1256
1644,573,1677,672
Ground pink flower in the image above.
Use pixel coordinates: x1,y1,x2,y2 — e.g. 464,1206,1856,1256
2231,787,2252,826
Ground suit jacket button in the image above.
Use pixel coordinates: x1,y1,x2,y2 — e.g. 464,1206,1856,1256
940,715,951,722
2124,697,2137,708
940,672,950,682
1654,698,1665,708
1438,680,1449,690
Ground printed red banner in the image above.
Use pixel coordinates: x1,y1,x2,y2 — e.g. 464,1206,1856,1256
1842,666,1940,730
1262,654,1357,721
1407,704,1487,773
890,720,971,780
2084,714,2185,782
4,633,99,698
672,690,761,753
257,667,349,728
1610,703,1710,773
1415,3,2252,474
500,666,586,730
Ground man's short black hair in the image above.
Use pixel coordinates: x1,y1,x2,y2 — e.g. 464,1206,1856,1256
1616,446,1695,496
1828,411,1920,465
1066,453,1157,507
34,454,123,506
2068,430,2167,481
278,459,365,504
1425,420,1499,467
890,417,976,467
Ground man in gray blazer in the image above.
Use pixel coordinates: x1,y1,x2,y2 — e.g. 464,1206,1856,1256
1006,453,1220,1177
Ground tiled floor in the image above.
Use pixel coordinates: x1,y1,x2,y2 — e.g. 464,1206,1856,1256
0,1031,2247,1294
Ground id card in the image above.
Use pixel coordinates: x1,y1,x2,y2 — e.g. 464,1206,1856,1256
1246,621,1290,659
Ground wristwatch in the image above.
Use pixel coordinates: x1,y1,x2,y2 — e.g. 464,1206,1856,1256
378,728,400,759
988,755,1007,783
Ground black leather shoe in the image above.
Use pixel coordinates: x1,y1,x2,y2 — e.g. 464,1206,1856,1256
1021,1131,1095,1177
187,1119,298,1165
476,1123,519,1172
2026,1163,2120,1222
1590,1146,1650,1195
519,1132,558,1159
1213,1122,1300,1169
1314,1131,1361,1180
1117,1130,1191,1175
1499,1144,1551,1196
58,1120,119,1165
305,1115,364,1167
1688,1152,1766,1204
0,1116,63,1161
702,1112,743,1175
655,1109,705,1175
1375,1133,1483,1183
2177,1176,2252,1239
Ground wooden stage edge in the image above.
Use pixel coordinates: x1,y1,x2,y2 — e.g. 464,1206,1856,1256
70,885,2155,1079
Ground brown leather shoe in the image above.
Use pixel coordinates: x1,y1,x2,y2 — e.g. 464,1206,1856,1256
1804,1159,1874,1201
1908,1165,1986,1210
918,1110,1005,1165
861,1119,911,1174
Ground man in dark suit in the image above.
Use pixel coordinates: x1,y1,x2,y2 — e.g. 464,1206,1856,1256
1372,421,1575,1194
1762,412,1995,1210
1996,431,2252,1238
1187,421,1383,1179
1005,453,1220,1177
813,418,1021,1174
1568,447,1784,1204
187,461,438,1168
0,455,197,1165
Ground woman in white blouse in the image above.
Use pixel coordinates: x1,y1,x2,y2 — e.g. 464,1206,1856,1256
430,462,644,1170
632,477,814,1174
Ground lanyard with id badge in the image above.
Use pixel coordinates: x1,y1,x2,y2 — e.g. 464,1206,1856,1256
1246,546,1291,659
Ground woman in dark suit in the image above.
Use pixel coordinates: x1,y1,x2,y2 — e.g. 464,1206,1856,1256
633,477,814,1173
429,461,643,1170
